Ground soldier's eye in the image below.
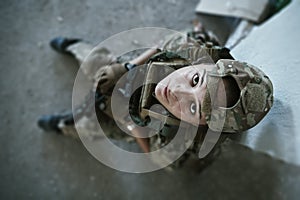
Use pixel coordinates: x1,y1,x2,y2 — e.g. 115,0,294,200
192,74,199,87
190,102,196,115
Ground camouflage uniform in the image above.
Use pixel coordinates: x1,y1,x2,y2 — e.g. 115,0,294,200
128,33,273,162
48,27,273,166
57,27,222,140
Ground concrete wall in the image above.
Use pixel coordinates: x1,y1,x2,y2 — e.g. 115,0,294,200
231,0,300,165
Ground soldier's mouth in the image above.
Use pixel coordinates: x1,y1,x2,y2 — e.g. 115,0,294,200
163,86,169,103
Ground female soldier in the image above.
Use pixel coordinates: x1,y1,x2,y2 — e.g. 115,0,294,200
38,23,273,165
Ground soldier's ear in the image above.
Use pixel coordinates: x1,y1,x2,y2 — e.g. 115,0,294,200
222,76,240,108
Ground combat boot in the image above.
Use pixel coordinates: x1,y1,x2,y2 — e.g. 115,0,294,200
50,37,81,54
37,113,74,133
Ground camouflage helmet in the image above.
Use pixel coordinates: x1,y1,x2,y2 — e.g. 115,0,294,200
202,59,274,133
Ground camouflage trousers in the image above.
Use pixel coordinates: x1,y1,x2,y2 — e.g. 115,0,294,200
58,42,120,139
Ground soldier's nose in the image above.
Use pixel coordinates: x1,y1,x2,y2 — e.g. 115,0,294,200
173,84,191,95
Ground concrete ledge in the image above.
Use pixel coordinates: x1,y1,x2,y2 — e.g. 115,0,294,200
231,0,300,165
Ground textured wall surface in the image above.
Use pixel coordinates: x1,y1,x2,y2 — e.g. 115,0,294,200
231,0,300,165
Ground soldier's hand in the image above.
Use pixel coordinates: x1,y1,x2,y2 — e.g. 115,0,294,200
93,63,127,94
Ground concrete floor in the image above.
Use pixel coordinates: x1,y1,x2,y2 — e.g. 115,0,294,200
0,0,299,199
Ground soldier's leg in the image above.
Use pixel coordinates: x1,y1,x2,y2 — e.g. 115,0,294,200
37,112,76,136
66,42,94,65
78,44,117,81
50,37,117,79
38,37,116,137
37,91,104,139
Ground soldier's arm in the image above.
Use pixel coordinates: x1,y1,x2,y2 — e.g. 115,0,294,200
95,47,160,94
128,46,159,66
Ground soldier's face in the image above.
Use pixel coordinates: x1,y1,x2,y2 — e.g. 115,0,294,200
155,64,214,125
